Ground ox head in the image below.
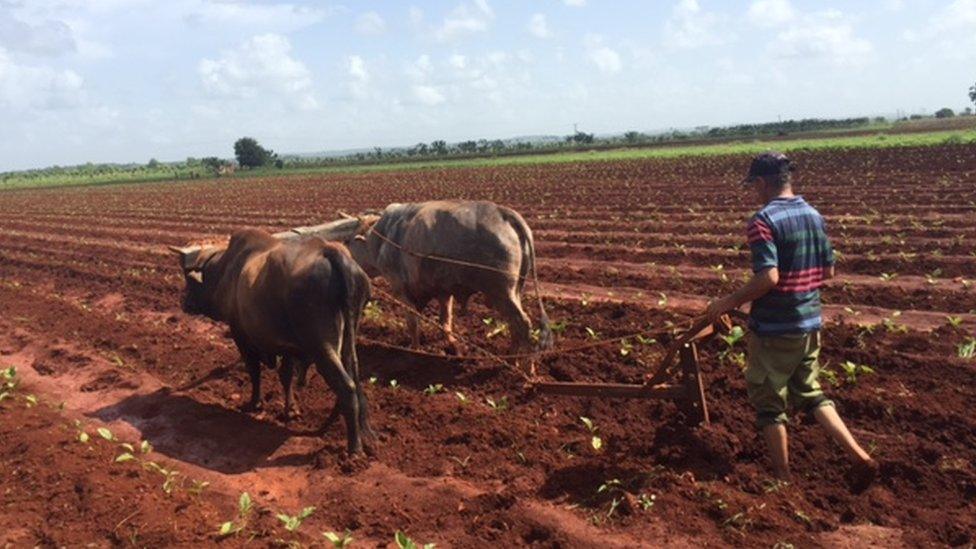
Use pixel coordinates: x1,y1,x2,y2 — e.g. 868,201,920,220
168,244,222,316
338,211,382,277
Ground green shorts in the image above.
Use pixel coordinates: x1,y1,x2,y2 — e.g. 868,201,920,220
745,331,834,429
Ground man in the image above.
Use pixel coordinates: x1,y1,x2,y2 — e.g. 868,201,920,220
705,151,878,488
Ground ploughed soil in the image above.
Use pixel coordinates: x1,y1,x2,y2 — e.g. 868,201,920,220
1,145,975,547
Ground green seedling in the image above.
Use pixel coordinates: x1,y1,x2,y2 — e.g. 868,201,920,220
580,293,590,307
839,361,875,384
485,396,508,411
115,452,135,463
395,531,435,549
549,320,569,334
187,480,210,496
819,367,838,386
450,455,471,469
635,334,656,346
277,506,315,532
78,431,90,443
423,384,444,396
597,478,622,495
879,272,897,282
24,394,37,408
368,376,377,385
720,326,746,348
946,316,964,328
637,493,657,510
97,427,115,441
657,293,668,307
579,416,603,451
454,391,469,404
140,440,152,454
619,338,633,357
323,531,355,548
218,492,253,537
389,379,399,390
584,327,599,340
958,339,976,360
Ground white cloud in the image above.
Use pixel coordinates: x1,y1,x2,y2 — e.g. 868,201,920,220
747,0,795,27
412,84,445,106
197,34,318,110
664,0,725,49
584,34,622,74
449,54,467,69
434,0,494,41
528,13,551,38
0,14,77,57
563,0,586,6
355,11,386,35
348,55,369,82
904,0,976,60
773,11,873,67
0,48,85,109
182,1,329,31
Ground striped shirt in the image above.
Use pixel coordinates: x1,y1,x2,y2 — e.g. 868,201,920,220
746,196,834,336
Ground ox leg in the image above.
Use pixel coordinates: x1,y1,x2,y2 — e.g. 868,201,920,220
439,295,460,353
277,357,300,421
242,356,263,412
493,289,534,376
313,346,362,454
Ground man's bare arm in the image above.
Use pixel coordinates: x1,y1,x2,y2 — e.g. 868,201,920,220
705,267,779,323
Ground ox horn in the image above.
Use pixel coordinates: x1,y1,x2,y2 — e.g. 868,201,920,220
338,210,355,220
168,245,188,255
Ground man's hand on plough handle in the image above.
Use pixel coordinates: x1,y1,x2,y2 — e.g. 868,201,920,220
642,309,749,387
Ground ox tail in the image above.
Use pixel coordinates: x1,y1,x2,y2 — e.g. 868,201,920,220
501,207,553,350
324,246,370,384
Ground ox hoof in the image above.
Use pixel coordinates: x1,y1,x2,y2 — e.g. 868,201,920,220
279,408,302,422
239,401,263,413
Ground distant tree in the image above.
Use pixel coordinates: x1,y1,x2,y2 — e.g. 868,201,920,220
623,131,643,144
429,140,448,155
569,131,595,145
965,107,974,116
201,157,223,175
872,116,887,124
234,137,274,168
935,107,955,118
147,158,160,169
457,140,478,153
970,81,976,107
274,158,284,169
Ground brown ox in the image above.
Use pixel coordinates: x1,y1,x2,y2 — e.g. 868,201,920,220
170,228,373,454
341,200,552,354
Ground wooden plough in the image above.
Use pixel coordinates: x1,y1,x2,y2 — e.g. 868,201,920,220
533,311,749,426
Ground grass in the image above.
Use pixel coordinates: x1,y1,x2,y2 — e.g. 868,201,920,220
4,127,976,191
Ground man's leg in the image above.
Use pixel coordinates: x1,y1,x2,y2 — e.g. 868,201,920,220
812,404,871,463
762,423,791,480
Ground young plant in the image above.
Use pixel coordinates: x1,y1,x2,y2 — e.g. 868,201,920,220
637,493,657,511
579,416,603,451
879,272,898,282
839,361,875,384
394,531,435,549
619,338,634,357
277,506,316,532
454,391,469,404
1,367,18,403
323,531,355,548
423,384,444,396
485,396,508,412
946,315,964,329
958,338,976,360
584,327,599,340
218,492,253,537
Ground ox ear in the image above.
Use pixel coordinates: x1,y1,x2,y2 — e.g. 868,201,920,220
353,234,367,242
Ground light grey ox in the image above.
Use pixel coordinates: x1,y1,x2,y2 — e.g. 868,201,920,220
335,200,553,357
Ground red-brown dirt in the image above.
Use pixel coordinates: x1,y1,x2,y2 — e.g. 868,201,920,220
1,145,975,547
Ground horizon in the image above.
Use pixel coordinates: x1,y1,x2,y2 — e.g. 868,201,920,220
2,0,975,171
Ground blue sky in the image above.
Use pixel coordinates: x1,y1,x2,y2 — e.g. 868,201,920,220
1,0,975,170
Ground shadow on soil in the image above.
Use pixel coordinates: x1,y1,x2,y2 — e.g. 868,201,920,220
89,387,307,474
